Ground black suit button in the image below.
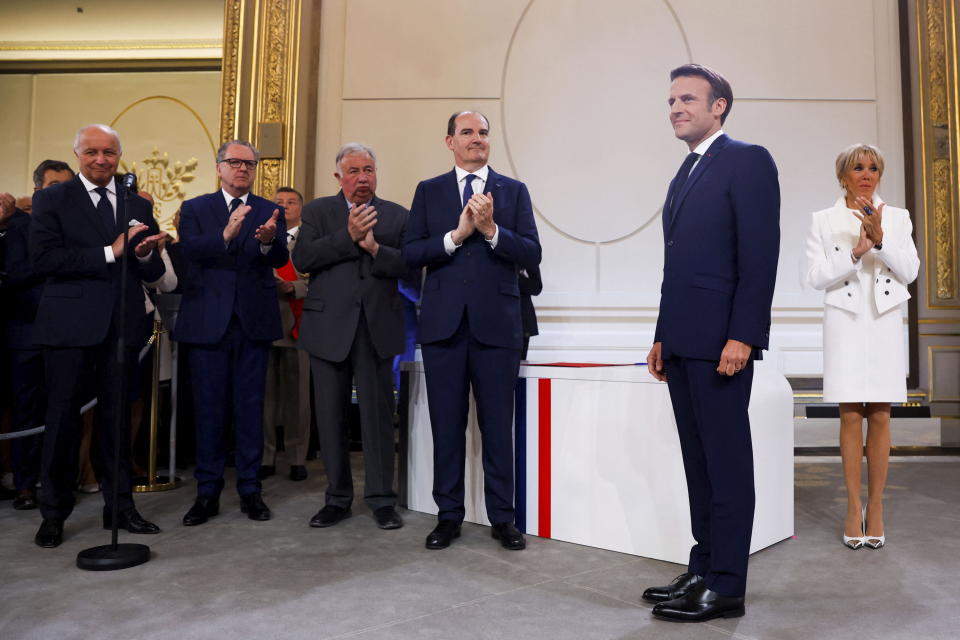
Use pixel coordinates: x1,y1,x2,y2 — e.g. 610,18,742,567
667,241,674,246
359,274,365,279
885,291,889,295
886,278,891,283
834,246,840,251
847,292,852,297
844,281,849,285
876,278,879,283
466,251,471,257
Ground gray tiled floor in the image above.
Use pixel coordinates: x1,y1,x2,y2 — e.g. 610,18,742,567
1,456,958,639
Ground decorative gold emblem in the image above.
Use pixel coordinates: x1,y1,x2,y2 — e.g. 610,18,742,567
120,148,198,235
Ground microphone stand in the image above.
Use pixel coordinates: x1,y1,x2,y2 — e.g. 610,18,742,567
77,176,151,571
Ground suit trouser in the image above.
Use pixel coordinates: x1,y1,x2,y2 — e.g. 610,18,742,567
189,316,269,498
40,341,138,521
664,357,755,598
421,313,521,525
310,312,397,510
9,348,44,491
263,345,311,468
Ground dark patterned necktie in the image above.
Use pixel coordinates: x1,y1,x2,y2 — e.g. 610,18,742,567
462,174,477,207
229,198,242,213
94,186,115,234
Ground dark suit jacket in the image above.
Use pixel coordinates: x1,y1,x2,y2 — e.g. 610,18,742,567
29,176,165,347
404,167,541,349
293,192,408,362
654,134,780,360
173,191,288,345
2,209,44,349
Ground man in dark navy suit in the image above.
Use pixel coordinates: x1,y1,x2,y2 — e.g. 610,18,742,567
30,125,167,547
404,111,541,551
174,140,287,525
644,65,780,622
1,161,75,513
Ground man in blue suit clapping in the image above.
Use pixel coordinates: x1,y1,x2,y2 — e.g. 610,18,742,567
644,65,780,623
174,140,287,526
404,111,541,551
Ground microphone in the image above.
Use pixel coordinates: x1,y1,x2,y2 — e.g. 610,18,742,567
122,172,138,193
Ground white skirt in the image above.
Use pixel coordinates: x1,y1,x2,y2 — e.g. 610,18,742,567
822,257,908,403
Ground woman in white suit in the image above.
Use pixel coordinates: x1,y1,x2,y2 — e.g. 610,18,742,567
805,144,919,550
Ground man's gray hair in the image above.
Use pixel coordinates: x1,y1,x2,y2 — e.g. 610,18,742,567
336,143,376,172
73,124,122,153
216,140,261,163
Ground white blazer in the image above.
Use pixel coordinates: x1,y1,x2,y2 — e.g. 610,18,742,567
805,196,919,314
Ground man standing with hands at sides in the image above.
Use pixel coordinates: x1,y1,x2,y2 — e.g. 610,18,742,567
644,65,780,622
174,140,287,525
294,143,407,530
404,111,541,551
30,125,167,547
259,187,311,483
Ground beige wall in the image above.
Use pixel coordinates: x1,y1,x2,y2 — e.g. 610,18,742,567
314,0,905,374
0,0,223,60
0,71,222,235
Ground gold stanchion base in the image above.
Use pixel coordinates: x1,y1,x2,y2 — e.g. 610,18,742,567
132,475,183,493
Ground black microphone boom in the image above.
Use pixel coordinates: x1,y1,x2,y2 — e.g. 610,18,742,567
122,172,138,193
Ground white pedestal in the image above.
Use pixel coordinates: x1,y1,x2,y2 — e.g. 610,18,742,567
403,360,794,564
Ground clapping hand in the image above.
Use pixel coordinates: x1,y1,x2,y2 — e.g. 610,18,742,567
851,197,884,244
347,203,378,242
111,224,149,258
468,192,496,239
134,230,168,258
255,209,281,244
223,204,250,242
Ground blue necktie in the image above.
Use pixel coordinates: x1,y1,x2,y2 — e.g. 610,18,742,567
94,186,115,234
668,152,699,217
229,198,242,213
462,174,477,207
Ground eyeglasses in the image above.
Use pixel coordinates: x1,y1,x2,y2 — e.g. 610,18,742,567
219,158,258,169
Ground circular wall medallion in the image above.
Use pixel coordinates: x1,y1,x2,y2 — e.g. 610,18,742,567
502,0,691,243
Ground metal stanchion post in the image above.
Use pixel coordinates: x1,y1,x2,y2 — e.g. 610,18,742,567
133,318,181,492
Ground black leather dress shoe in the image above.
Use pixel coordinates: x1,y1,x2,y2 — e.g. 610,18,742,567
35,519,64,548
103,508,161,534
373,506,403,530
13,489,37,510
425,519,461,549
309,505,351,528
289,465,307,481
491,522,526,550
240,493,271,521
182,496,220,526
257,464,276,480
642,572,703,603
652,583,745,623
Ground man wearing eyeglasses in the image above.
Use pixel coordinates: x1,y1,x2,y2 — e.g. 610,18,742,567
174,140,288,526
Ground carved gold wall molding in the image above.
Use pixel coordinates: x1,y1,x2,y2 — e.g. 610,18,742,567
917,0,960,307
218,0,306,199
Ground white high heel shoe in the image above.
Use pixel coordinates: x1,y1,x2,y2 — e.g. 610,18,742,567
842,507,865,550
864,507,885,549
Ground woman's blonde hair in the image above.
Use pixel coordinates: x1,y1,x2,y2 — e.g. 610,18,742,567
835,144,885,190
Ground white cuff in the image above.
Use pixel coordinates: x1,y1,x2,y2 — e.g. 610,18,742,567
136,250,153,263
443,231,459,255
486,224,499,249
259,243,271,255
104,246,115,264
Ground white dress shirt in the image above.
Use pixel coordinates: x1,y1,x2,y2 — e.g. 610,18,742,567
688,129,725,174
79,173,153,264
443,164,499,254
